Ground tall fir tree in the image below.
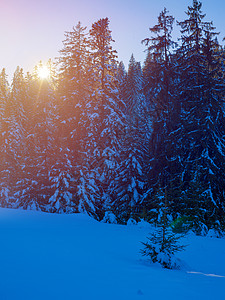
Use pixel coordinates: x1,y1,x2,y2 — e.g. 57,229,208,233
174,0,225,231
0,68,11,206
112,55,150,223
56,22,93,214
4,67,28,207
77,17,123,219
142,8,178,221
15,71,41,210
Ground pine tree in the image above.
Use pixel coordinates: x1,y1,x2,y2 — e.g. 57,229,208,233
0,68,11,206
48,170,76,213
58,21,91,99
141,8,178,220
3,67,29,207
12,70,39,210
112,55,150,223
141,188,186,269
56,22,93,214
9,62,56,211
77,17,123,219
175,0,225,230
57,21,91,151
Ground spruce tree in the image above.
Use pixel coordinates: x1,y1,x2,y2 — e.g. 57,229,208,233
56,22,93,214
78,17,123,219
4,67,28,207
142,8,178,221
112,55,150,223
175,0,225,231
141,187,186,269
14,71,41,210
0,68,11,206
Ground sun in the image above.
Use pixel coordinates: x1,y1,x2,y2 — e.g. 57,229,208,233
37,65,50,79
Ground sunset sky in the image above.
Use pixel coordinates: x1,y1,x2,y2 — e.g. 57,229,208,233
0,0,224,79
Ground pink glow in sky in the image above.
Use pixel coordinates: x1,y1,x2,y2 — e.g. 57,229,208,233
0,0,224,79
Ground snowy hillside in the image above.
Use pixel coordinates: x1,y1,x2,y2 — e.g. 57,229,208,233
0,208,224,300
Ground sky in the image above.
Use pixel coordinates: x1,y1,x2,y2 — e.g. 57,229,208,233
0,0,224,80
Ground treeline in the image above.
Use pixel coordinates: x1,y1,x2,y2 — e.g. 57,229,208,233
0,1,225,234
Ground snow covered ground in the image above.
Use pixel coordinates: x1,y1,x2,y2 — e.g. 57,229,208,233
0,207,224,300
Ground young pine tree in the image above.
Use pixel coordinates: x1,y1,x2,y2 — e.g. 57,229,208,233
141,188,186,269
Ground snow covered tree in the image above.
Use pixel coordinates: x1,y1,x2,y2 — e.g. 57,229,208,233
116,61,127,115
12,71,39,210
141,187,186,269
48,170,76,213
32,63,58,210
141,225,185,269
77,17,124,219
89,17,118,112
55,22,94,214
2,67,29,207
112,55,150,223
174,0,225,231
58,21,91,99
141,8,178,221
57,21,92,151
0,68,11,207
4,63,57,211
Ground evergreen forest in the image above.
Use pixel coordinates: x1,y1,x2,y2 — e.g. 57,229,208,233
1,0,225,234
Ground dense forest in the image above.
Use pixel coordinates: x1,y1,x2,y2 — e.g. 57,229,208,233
0,0,225,234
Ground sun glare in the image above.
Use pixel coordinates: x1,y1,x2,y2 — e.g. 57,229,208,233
38,65,50,79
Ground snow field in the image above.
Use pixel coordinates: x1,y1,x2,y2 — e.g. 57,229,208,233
0,208,224,300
